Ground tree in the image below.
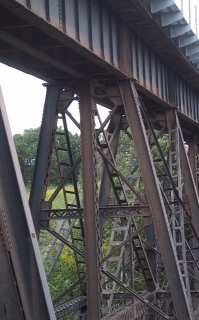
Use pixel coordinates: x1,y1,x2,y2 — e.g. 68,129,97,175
14,127,40,185
13,127,81,186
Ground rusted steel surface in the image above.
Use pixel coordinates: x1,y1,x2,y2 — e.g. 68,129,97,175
79,80,102,320
119,80,194,320
27,80,199,319
0,0,199,125
29,85,59,227
0,87,56,320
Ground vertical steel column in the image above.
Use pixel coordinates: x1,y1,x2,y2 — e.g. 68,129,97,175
177,117,199,310
166,108,191,302
177,118,199,240
145,220,157,320
79,80,102,320
187,134,198,190
187,134,199,309
119,79,194,320
29,85,59,228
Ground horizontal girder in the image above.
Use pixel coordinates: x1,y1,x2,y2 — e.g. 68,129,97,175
0,0,199,127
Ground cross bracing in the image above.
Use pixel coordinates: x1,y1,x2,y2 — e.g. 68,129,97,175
1,78,197,319
1,1,199,320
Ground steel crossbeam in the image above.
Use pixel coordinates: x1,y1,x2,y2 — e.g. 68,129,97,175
40,207,150,221
54,296,87,319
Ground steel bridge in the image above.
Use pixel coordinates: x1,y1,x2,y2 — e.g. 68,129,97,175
1,0,199,319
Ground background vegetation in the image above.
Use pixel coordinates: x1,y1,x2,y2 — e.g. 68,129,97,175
14,127,81,186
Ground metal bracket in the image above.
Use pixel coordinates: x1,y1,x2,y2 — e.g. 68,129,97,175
161,11,184,27
151,0,175,13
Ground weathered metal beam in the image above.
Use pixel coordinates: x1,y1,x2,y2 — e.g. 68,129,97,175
0,87,55,319
186,44,199,57
189,52,199,63
79,80,102,320
0,30,85,79
151,0,175,13
145,219,157,320
98,108,122,233
161,12,184,26
118,79,194,320
39,206,150,220
170,24,191,38
0,224,24,319
187,134,198,187
29,85,59,228
179,35,198,48
54,296,87,319
1,0,199,126
177,115,199,240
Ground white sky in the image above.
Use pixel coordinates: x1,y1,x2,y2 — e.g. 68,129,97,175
0,63,46,135
175,0,199,34
0,63,81,135
0,0,198,136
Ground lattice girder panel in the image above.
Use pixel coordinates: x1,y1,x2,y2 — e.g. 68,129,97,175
28,79,199,319
30,85,87,314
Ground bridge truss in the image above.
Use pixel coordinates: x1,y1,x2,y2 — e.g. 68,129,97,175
1,78,199,319
1,0,199,320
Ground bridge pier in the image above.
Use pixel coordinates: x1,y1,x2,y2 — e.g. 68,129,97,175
1,77,199,319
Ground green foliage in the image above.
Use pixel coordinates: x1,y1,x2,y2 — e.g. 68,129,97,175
14,127,40,185
13,127,81,186
47,246,78,299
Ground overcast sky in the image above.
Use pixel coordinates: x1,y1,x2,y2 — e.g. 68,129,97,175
0,63,46,135
0,63,81,135
0,0,198,135
176,0,199,34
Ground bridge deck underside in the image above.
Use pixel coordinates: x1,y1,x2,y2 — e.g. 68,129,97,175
0,0,199,129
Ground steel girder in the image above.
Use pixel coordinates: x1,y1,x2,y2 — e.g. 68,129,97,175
151,0,199,58
1,0,199,128
0,87,55,319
